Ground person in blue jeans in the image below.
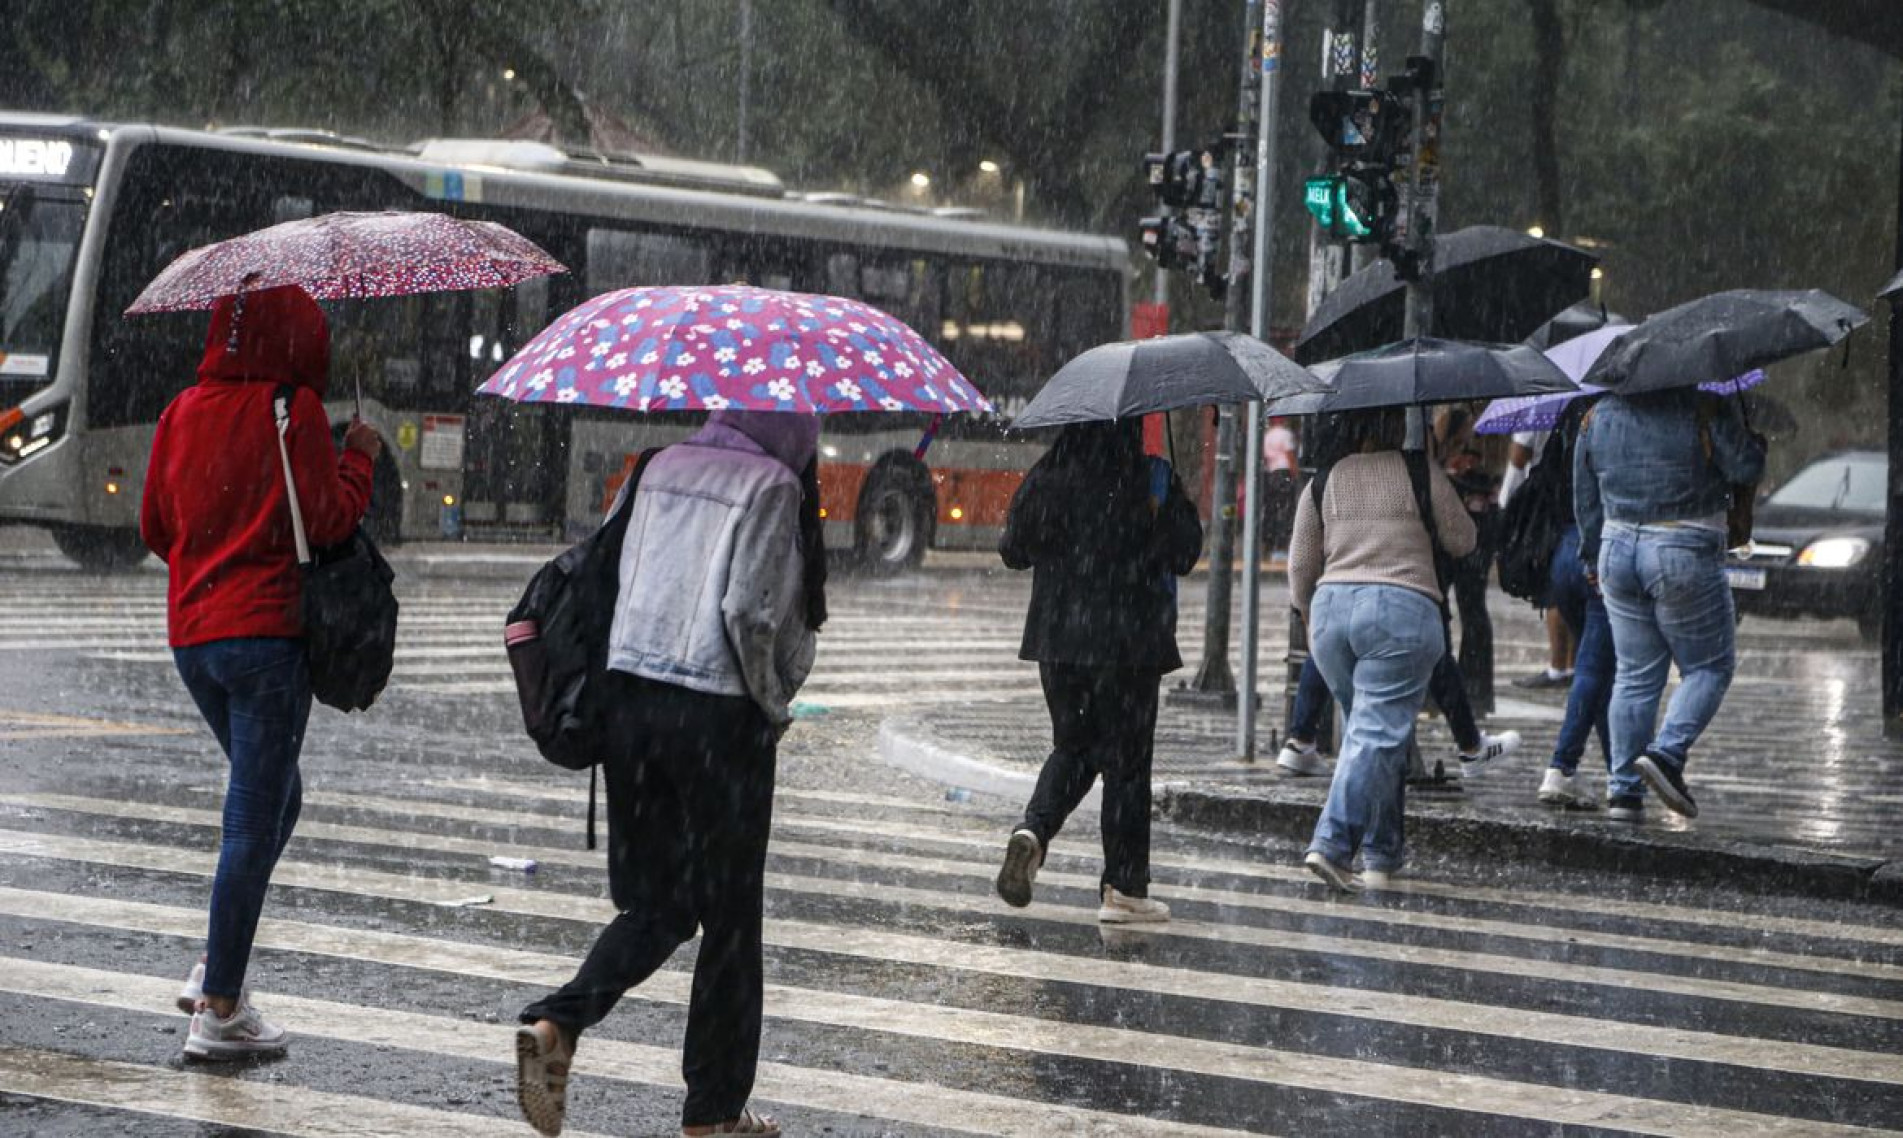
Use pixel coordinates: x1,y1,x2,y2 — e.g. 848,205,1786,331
1276,651,1520,776
1287,409,1477,892
1576,388,1766,820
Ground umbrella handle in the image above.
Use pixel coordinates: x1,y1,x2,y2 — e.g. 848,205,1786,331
913,413,944,460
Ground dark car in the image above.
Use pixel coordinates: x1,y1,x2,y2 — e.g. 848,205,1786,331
1729,450,1887,640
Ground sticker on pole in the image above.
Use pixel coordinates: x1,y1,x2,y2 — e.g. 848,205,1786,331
1425,3,1446,35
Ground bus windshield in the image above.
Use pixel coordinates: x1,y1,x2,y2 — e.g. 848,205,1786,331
0,185,86,407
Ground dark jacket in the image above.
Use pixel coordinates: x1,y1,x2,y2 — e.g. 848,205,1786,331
140,286,373,647
1000,423,1202,671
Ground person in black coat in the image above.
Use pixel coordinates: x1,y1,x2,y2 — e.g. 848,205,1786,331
992,419,1202,923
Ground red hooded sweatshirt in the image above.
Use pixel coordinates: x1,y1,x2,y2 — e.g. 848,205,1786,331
140,286,374,648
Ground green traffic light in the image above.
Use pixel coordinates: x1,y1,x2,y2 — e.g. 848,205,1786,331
1304,174,1375,240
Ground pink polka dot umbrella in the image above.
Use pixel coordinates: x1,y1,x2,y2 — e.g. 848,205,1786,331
477,285,991,415
124,210,567,314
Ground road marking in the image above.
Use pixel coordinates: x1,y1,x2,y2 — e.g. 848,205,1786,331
0,710,190,741
36,785,1900,995
0,826,1895,1085
0,957,1253,1138
429,776,983,817
0,1043,608,1137
340,776,1903,952
0,886,1887,1138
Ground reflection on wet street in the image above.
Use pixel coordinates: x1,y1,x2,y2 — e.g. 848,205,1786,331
0,561,1899,1135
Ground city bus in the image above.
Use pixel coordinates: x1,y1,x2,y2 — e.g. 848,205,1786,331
0,113,1129,571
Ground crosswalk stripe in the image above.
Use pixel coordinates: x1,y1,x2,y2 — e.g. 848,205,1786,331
98,783,1902,986
428,776,982,818
403,775,1903,950
1,957,1252,1138
1,885,1886,1137
0,825,1894,1085
0,1044,607,1138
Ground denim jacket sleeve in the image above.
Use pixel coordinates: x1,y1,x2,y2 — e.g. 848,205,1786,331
1705,395,1768,486
1574,418,1604,568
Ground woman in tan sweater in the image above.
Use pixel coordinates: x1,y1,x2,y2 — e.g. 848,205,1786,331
1286,409,1476,891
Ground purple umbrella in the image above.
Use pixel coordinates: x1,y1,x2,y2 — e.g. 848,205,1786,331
126,211,566,313
1476,322,1766,434
478,286,991,415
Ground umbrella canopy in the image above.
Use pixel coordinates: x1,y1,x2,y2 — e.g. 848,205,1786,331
1009,331,1324,429
1880,268,1903,302
126,210,566,314
1582,288,1868,396
1478,323,1769,434
1292,226,1598,364
1523,300,1627,351
478,285,990,414
1266,338,1577,416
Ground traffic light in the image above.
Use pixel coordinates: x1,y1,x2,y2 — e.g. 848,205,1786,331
1138,146,1228,299
1304,88,1410,254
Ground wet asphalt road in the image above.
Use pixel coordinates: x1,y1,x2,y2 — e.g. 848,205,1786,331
0,555,1900,1136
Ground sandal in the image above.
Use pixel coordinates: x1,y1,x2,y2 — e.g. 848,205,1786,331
683,1108,781,1136
515,1022,573,1137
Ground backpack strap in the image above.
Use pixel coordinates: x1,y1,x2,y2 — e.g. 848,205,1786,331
1403,449,1455,625
583,445,664,852
271,384,312,566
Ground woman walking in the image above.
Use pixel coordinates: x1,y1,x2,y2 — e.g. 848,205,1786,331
1575,388,1765,820
993,420,1201,922
140,285,380,1059
1290,409,1476,891
514,410,825,1138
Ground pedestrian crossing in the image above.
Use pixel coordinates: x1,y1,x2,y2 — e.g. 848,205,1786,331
0,767,1900,1135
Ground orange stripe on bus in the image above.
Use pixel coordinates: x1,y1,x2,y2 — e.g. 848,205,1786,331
603,456,1024,531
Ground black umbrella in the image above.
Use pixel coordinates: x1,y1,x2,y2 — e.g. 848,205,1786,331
1524,300,1628,351
1582,289,1869,396
1879,268,1903,302
1010,331,1324,429
1265,338,1578,416
1293,226,1598,365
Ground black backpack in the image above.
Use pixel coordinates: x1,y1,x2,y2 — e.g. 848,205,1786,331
1496,433,1568,604
505,449,662,847
272,387,399,713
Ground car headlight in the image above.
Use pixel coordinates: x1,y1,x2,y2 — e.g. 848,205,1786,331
1797,537,1871,568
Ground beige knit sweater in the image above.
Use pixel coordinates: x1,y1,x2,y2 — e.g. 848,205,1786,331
1287,450,1478,620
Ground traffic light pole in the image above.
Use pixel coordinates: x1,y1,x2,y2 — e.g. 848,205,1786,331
1181,0,1265,703
1883,97,1903,736
1153,0,1183,313
1399,2,1445,340
1236,1,1288,759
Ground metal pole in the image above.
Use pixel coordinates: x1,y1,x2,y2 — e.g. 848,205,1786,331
1183,0,1262,701
1237,0,1286,759
1154,0,1183,310
736,0,753,163
1883,96,1903,735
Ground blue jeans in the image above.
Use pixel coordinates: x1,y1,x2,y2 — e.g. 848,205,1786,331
1290,651,1479,753
173,637,311,1000
1305,584,1445,873
1598,523,1735,798
1547,527,1612,776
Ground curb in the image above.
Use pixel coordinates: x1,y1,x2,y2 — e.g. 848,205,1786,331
879,715,1901,904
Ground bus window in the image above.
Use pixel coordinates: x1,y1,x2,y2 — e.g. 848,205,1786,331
941,261,1048,411
824,252,857,297
0,186,87,410
585,228,712,292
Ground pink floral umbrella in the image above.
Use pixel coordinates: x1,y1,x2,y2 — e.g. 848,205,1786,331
477,285,992,415
124,210,566,314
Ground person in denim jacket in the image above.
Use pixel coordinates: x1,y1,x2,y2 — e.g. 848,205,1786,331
1575,388,1766,821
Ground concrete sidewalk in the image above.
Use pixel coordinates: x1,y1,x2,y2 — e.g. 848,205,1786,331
881,607,1903,903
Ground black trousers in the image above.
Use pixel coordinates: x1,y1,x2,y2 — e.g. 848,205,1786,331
519,672,777,1128
1020,664,1160,898
1451,516,1496,716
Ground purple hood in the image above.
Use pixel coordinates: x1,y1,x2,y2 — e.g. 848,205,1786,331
701,410,821,474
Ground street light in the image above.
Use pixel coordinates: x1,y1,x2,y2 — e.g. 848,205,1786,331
978,159,1001,174
502,68,517,81
910,171,932,189
1527,224,1545,239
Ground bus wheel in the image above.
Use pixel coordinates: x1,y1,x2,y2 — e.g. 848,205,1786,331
854,458,933,576
51,525,149,573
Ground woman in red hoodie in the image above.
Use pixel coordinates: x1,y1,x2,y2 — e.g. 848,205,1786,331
140,284,380,1061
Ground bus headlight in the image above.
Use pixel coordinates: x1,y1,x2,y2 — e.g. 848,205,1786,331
1797,537,1870,569
0,404,65,465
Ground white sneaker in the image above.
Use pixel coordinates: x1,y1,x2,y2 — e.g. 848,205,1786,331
184,1002,288,1061
1538,767,1586,806
1097,885,1170,923
176,958,205,1015
1304,851,1362,893
1459,730,1522,768
1275,739,1330,776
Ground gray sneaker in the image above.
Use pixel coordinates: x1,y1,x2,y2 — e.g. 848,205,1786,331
1275,740,1330,776
1635,753,1698,818
995,829,1042,908
1304,851,1362,893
